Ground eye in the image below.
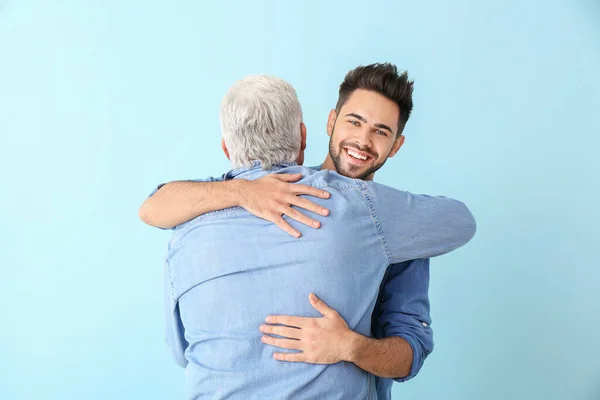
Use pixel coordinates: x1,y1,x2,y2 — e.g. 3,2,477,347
349,120,360,126
375,129,388,136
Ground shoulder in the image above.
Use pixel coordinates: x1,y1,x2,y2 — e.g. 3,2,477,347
363,180,415,206
278,166,364,192
187,175,226,182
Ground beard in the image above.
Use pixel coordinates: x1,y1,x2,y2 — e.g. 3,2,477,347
328,128,387,181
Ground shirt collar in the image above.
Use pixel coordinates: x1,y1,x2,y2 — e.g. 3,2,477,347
224,160,298,180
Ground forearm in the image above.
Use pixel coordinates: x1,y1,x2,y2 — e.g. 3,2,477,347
138,180,247,228
344,332,413,379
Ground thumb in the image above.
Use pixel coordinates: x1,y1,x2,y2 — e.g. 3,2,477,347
309,293,335,317
274,173,303,182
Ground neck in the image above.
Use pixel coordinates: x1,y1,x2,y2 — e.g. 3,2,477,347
321,154,336,172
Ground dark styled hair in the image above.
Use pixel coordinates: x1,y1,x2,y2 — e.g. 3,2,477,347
335,63,414,135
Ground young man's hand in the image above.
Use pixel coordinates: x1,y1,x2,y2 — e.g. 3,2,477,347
259,293,357,364
240,174,331,237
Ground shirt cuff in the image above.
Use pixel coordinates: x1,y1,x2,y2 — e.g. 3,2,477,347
392,334,424,383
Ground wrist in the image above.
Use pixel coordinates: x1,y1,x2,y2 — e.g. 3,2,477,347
228,179,250,207
341,330,366,363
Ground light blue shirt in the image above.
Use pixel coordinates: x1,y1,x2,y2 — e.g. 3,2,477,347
162,162,476,399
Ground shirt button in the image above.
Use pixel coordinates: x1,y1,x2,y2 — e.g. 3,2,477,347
422,322,429,327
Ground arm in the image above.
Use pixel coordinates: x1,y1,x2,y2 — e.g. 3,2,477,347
260,294,410,377
368,259,434,381
139,173,331,237
345,336,412,378
139,179,246,229
367,182,477,263
260,260,432,380
341,259,434,379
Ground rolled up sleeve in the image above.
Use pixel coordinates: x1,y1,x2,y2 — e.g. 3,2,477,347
371,259,434,382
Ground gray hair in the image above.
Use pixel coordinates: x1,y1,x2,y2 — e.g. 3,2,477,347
219,75,303,169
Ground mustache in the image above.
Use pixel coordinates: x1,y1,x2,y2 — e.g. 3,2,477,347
341,142,377,159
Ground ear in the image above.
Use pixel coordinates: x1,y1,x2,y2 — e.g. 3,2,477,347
387,135,405,158
221,137,230,160
300,122,307,151
326,109,337,137
295,123,307,166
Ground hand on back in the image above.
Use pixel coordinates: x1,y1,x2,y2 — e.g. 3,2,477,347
239,173,331,237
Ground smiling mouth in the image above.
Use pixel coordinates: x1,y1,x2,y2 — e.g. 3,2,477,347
344,147,373,164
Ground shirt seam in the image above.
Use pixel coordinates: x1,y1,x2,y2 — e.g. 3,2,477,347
360,183,393,265
169,208,241,244
165,257,176,305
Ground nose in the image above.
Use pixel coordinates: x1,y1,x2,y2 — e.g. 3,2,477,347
352,126,372,149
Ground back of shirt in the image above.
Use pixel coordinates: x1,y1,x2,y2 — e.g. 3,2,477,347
165,164,475,400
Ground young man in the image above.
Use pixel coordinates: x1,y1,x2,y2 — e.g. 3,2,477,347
141,65,476,399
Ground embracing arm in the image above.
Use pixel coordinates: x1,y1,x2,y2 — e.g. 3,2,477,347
261,260,433,380
260,294,412,378
368,259,434,381
342,258,433,379
139,180,246,229
368,183,477,263
139,173,331,235
345,335,412,378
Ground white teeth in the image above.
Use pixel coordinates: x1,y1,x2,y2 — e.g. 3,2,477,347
347,149,368,160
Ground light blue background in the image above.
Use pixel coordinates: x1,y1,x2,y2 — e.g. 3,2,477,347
1,1,598,399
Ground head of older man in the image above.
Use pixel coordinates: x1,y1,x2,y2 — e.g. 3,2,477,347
219,75,307,169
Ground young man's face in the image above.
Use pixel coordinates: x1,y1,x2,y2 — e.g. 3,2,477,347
326,89,405,180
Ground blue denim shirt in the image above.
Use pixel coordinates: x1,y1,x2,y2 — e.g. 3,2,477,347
159,162,475,399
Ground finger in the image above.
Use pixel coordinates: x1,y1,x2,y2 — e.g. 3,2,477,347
291,184,331,200
273,352,305,363
260,324,302,339
282,207,322,229
262,335,302,350
265,315,313,327
273,173,303,182
272,216,301,238
289,196,329,217
309,293,336,317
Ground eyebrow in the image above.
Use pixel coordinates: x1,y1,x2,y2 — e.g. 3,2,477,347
345,113,394,135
